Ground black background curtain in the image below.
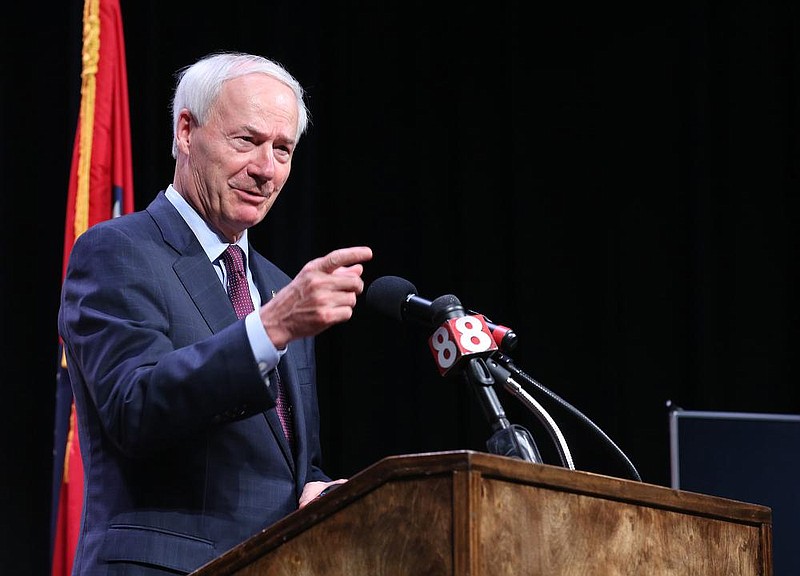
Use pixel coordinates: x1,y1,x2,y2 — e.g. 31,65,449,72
5,0,800,573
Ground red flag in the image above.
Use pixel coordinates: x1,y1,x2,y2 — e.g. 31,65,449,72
51,0,134,574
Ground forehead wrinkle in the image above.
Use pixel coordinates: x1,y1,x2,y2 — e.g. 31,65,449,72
216,74,299,143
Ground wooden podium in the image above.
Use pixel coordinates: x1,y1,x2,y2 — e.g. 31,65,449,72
191,450,772,576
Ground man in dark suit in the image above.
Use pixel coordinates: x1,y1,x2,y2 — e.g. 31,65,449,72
58,51,373,575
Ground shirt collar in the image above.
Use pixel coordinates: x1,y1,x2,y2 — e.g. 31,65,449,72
165,185,249,262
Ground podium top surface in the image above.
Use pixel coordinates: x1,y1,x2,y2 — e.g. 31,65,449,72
191,450,771,576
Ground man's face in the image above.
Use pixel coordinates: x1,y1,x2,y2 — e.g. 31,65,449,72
177,73,299,241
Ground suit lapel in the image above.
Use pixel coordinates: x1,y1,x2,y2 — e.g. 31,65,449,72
174,255,237,333
147,192,237,334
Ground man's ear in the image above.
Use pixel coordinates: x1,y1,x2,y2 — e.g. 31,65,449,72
175,109,195,154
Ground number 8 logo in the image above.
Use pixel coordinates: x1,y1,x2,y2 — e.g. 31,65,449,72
455,316,493,352
430,326,458,369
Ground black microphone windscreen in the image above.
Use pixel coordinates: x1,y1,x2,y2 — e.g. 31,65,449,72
429,294,463,323
365,275,418,322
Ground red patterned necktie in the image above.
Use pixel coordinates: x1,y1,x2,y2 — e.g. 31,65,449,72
221,245,254,319
221,245,294,448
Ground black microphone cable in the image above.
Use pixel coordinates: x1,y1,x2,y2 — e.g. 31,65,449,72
489,352,642,482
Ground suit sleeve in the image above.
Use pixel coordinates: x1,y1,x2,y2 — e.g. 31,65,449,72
59,222,274,457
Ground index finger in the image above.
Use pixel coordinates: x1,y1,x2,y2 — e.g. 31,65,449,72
314,246,373,273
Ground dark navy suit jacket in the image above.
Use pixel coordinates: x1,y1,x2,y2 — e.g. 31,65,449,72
58,191,330,575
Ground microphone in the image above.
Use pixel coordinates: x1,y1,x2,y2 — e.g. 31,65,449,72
427,294,497,376
468,310,518,353
365,275,518,352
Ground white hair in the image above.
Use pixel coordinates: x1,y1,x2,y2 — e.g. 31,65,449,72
170,52,310,158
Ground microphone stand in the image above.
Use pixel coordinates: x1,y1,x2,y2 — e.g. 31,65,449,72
485,358,575,470
488,352,642,482
461,357,542,464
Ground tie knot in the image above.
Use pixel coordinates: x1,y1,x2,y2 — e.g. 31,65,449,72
222,245,246,277
221,245,254,319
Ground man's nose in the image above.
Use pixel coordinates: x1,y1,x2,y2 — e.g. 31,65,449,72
249,146,275,181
